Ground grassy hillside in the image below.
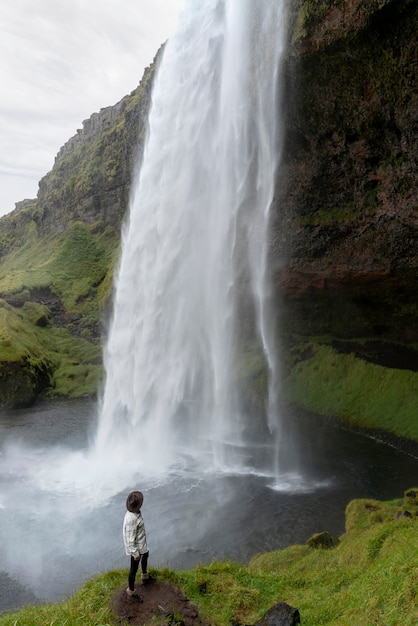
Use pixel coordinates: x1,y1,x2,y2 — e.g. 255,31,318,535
0,218,118,404
0,52,154,408
0,488,416,625
281,340,418,442
0,220,117,324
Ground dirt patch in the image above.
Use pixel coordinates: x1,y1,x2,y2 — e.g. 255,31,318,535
111,580,210,625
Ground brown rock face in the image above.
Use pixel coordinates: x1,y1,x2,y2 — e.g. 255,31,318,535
272,0,418,343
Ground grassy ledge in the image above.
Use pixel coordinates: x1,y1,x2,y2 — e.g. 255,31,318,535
282,342,418,441
1,489,417,625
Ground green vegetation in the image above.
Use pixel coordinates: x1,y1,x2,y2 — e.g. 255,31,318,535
282,342,418,440
296,200,377,226
291,0,334,45
0,219,114,403
0,221,116,323
0,55,154,407
0,299,102,401
1,489,416,625
0,570,126,626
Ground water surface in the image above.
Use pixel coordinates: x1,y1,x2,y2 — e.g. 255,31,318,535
0,399,416,613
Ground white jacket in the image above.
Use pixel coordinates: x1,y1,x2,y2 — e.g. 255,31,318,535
123,510,149,558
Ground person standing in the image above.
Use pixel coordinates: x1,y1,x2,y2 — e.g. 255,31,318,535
123,490,156,602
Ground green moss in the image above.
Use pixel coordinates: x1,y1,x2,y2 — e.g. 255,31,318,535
0,211,119,406
291,0,333,45
0,221,116,320
236,340,269,413
282,343,418,440
0,298,102,403
40,327,103,398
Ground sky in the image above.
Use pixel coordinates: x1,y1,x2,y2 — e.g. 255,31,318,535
0,0,185,217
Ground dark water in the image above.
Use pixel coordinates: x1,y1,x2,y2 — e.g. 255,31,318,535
0,398,417,614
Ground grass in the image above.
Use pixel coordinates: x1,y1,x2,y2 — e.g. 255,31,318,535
0,219,118,401
0,221,116,321
0,299,102,399
0,570,127,626
282,342,418,440
1,489,416,625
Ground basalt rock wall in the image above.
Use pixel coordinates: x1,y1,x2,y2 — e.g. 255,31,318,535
273,0,418,346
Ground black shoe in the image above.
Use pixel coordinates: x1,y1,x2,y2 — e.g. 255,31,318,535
126,588,144,602
142,574,157,585
130,593,144,603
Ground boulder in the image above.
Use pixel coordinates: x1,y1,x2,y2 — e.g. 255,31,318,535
253,601,301,626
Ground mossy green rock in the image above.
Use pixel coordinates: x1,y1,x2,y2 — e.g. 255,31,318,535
307,531,340,549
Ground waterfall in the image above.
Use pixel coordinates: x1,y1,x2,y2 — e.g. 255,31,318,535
94,0,288,479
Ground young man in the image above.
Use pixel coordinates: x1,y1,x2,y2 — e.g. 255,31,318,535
123,490,156,602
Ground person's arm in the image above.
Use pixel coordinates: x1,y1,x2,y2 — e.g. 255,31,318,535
136,514,149,555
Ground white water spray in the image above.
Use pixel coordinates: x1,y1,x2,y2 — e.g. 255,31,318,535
95,0,288,479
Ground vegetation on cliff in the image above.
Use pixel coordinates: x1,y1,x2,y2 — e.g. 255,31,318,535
282,341,418,441
0,489,416,625
0,53,159,406
0,220,116,404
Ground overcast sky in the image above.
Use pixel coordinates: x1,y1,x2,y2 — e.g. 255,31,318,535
0,0,185,217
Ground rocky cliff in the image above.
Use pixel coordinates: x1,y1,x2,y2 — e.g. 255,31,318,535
271,0,418,441
274,0,418,344
35,47,162,236
0,50,161,406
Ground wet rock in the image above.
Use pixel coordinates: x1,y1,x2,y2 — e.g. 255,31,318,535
404,488,418,505
0,359,52,409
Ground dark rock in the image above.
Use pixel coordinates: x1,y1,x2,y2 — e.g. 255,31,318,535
0,359,52,409
253,601,301,626
396,510,412,519
274,0,418,344
404,488,418,504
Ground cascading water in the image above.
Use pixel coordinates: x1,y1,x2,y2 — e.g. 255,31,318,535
94,0,289,480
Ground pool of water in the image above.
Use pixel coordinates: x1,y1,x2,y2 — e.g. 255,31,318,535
0,398,417,613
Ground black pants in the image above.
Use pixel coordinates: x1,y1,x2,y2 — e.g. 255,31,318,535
128,551,149,591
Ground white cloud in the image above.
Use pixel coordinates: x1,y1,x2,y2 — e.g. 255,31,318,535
0,0,185,216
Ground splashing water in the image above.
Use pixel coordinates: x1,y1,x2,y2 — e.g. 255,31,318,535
94,0,289,482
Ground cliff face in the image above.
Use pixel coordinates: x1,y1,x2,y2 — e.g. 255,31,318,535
0,52,160,407
273,0,418,345
34,48,162,237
